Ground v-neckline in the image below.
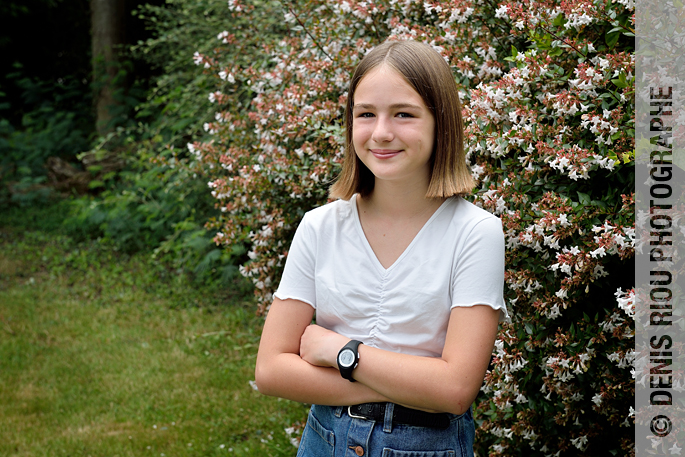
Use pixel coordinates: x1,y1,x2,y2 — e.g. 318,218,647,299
351,195,452,274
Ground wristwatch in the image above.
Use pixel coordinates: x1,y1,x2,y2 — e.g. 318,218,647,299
337,340,363,382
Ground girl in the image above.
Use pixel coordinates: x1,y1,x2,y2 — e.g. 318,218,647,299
255,39,507,457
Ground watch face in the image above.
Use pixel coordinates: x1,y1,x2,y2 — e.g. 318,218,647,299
338,348,355,367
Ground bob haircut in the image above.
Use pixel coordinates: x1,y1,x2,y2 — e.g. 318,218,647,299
329,39,475,200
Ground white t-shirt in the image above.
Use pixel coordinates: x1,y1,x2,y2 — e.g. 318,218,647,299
274,196,507,358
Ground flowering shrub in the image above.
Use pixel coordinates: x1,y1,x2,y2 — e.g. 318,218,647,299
64,0,294,286
191,0,635,454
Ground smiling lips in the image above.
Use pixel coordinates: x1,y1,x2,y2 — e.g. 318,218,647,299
370,149,402,159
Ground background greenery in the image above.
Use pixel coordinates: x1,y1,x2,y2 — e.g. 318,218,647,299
0,0,289,286
1,1,306,454
0,205,307,455
0,0,635,456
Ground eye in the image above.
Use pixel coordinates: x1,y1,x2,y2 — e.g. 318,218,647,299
355,112,375,118
397,112,414,118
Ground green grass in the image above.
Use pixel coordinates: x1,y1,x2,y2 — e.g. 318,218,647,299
0,206,308,456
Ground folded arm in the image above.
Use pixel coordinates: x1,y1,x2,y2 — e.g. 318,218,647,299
255,297,391,406
255,297,500,414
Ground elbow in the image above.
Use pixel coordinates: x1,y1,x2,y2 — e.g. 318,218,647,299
442,386,479,416
445,401,471,416
254,360,276,397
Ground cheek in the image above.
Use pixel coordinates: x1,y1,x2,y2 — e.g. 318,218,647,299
424,125,436,153
425,135,436,154
352,124,370,148
408,126,435,153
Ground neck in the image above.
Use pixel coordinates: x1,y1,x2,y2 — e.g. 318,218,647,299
362,178,445,219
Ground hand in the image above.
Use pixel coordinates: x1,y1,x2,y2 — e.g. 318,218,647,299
299,324,349,368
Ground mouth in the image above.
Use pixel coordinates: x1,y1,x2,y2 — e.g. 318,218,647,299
370,149,402,159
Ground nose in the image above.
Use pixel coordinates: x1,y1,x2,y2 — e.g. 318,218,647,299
371,116,394,143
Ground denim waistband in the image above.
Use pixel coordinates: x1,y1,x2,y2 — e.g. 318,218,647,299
346,402,450,429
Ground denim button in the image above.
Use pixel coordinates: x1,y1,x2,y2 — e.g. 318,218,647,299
353,445,364,456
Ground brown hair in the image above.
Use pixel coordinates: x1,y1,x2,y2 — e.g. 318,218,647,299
329,39,475,200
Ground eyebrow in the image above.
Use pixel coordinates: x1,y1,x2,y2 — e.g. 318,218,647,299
352,103,423,111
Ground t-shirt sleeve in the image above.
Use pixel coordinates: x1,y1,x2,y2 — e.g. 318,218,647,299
273,213,317,308
450,215,508,321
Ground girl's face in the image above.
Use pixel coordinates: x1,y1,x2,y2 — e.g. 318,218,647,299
352,65,435,189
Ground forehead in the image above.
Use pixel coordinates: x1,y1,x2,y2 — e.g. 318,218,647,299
354,65,425,105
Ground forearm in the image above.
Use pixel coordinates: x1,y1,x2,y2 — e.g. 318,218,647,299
255,298,381,406
257,344,468,414
255,352,389,406
351,346,474,414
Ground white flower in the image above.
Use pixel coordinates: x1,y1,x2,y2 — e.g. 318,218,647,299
515,393,528,403
546,303,562,319
284,426,300,448
217,31,230,43
495,4,509,18
218,71,235,83
590,246,606,258
615,288,635,318
614,0,635,10
471,164,485,179
607,350,635,369
565,12,593,29
570,435,588,450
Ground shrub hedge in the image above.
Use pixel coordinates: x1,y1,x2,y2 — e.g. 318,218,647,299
190,0,635,454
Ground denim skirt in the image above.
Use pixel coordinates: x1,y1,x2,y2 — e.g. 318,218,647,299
296,403,475,457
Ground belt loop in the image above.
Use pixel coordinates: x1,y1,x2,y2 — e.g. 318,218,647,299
383,402,394,433
334,406,344,418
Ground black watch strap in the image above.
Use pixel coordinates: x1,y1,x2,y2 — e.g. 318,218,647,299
337,340,363,382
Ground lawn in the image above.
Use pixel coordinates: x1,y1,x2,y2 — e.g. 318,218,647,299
0,207,308,457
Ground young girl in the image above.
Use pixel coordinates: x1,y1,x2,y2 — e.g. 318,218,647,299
255,39,506,457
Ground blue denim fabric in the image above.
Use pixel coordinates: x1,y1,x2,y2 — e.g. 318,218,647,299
296,404,475,457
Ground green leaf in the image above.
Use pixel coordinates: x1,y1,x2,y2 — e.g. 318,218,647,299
102,171,118,181
549,47,564,57
577,192,591,205
611,71,628,88
525,322,534,335
88,180,105,189
606,30,620,48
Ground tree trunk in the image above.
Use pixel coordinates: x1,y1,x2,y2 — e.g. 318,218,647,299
90,0,125,135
